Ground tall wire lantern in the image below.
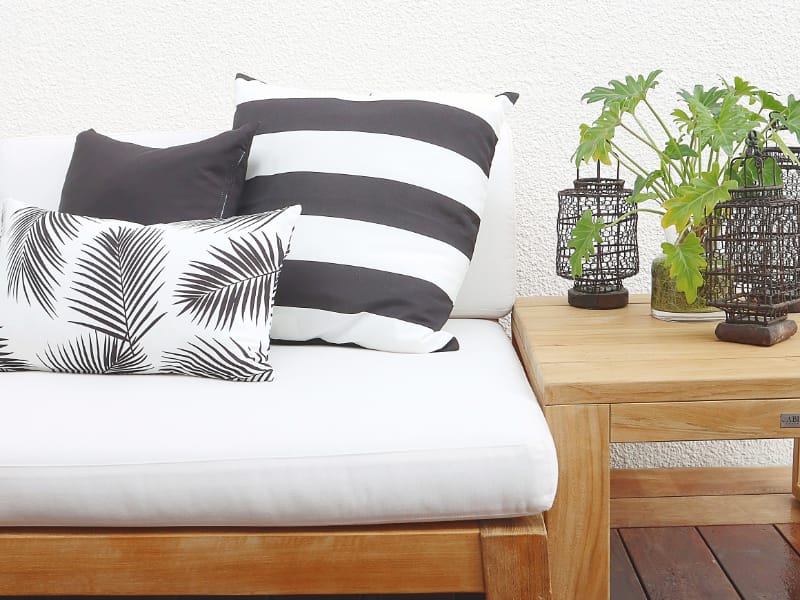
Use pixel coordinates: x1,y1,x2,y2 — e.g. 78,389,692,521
703,131,800,346
763,133,800,313
556,162,638,309
763,144,800,200
763,112,800,200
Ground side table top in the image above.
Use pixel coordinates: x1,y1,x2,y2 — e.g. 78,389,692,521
512,295,800,406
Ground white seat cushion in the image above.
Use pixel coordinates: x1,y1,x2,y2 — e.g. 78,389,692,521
0,319,557,526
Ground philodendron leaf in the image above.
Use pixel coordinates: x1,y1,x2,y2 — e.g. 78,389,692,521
693,95,762,155
628,192,659,204
662,232,707,305
730,157,783,187
763,157,783,186
664,140,699,159
633,174,646,196
574,106,621,166
678,85,726,113
629,170,663,204
567,210,604,278
772,134,800,166
661,165,738,231
581,70,662,112
756,89,786,113
780,95,800,141
672,108,693,132
727,76,758,100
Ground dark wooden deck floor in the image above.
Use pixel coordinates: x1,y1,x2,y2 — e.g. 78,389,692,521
613,524,800,600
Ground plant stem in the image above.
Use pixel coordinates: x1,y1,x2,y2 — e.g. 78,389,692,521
602,207,665,229
619,121,660,151
644,97,689,175
610,142,670,199
630,112,687,180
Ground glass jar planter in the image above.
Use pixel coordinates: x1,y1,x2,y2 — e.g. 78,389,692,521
650,253,724,322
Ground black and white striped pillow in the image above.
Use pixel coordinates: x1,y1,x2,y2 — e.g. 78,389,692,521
233,75,516,353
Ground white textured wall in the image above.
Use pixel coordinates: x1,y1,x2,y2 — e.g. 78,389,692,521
1,0,797,467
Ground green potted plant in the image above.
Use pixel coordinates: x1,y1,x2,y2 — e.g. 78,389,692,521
569,71,800,320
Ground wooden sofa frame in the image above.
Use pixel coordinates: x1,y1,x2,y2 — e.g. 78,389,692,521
0,516,550,598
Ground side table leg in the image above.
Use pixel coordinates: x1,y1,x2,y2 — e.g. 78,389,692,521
544,404,610,600
794,439,800,502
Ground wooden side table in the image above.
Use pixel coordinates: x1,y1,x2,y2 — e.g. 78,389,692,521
512,295,800,600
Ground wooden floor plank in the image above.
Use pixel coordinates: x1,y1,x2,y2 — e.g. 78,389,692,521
777,522,800,554
620,527,739,600
610,529,647,600
699,524,800,600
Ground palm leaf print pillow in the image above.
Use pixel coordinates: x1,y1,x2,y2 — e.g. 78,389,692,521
0,198,300,381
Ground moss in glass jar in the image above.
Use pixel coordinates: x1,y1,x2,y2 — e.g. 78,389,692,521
650,253,721,318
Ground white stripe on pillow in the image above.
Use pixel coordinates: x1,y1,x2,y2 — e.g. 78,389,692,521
288,216,471,301
272,307,455,354
247,132,489,216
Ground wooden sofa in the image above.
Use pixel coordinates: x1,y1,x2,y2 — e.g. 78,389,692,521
0,130,555,598
0,517,550,597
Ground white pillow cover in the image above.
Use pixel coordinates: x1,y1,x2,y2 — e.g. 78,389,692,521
0,198,300,381
233,75,516,353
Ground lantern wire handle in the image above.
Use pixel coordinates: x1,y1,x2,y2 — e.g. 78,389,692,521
575,158,622,182
745,129,759,157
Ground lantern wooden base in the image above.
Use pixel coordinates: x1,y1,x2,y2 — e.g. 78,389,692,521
567,287,628,310
715,319,798,346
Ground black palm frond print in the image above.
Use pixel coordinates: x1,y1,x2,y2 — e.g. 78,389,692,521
67,226,167,372
161,337,273,382
0,326,28,372
174,231,285,330
38,331,151,375
6,206,81,317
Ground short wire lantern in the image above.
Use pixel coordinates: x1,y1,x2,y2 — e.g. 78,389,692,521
703,130,800,346
556,162,638,309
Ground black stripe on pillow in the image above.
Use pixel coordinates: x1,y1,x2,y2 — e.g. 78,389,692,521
240,173,480,258
275,261,453,330
272,336,460,352
234,98,498,176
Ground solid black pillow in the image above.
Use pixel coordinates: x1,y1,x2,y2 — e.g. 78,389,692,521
59,124,257,225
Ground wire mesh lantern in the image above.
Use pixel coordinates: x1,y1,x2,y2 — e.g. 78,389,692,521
703,131,800,346
556,162,639,309
763,140,800,313
763,144,800,200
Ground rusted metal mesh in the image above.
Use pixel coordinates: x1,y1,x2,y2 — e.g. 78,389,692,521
556,177,638,294
704,186,800,324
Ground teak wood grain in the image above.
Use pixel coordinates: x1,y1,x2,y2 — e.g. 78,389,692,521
612,493,800,528
794,439,800,501
513,295,800,599
513,297,800,406
480,515,551,600
543,403,609,600
611,399,800,442
0,523,488,595
611,466,792,498
0,519,550,597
